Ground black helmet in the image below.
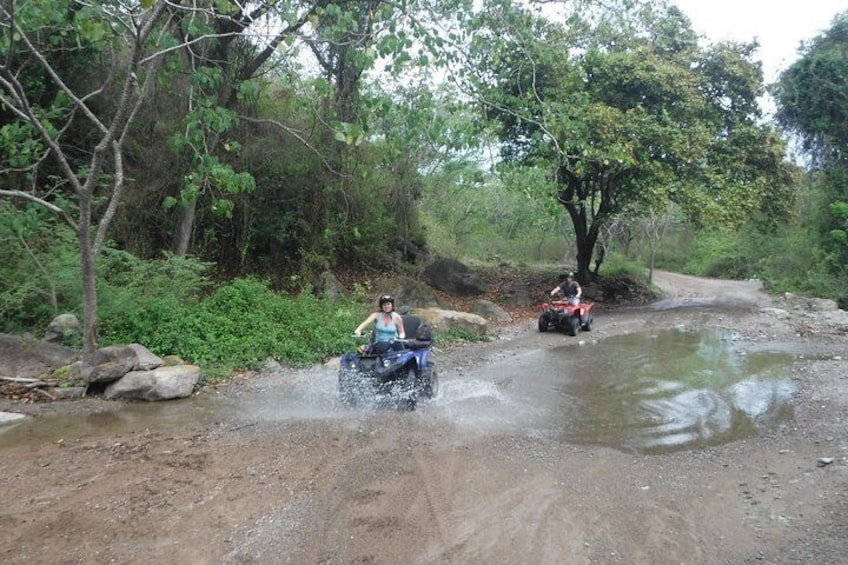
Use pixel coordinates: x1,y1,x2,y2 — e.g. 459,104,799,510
378,294,395,309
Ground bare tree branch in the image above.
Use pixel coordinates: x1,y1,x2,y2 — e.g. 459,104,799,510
0,190,80,233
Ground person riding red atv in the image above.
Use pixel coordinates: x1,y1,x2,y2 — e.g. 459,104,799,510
540,271,594,336
538,298,594,336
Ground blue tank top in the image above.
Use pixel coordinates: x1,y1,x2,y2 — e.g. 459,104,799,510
374,313,399,342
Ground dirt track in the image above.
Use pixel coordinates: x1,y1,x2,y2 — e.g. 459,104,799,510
1,272,847,564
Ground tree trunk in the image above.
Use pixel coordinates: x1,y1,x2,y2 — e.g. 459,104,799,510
173,199,197,257
563,202,597,280
78,190,98,364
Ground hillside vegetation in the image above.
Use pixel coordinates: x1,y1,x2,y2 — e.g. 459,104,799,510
1,1,846,372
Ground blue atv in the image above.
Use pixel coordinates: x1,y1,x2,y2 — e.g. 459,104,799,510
338,314,438,410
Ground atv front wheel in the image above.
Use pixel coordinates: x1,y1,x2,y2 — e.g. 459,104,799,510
338,370,359,407
538,316,549,332
567,316,580,336
398,365,419,410
581,314,593,332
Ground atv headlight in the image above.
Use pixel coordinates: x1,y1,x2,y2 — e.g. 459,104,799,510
382,358,392,368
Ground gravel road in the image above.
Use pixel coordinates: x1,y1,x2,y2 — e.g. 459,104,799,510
1,271,847,564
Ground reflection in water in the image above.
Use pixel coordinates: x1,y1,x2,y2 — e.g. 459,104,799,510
0,398,218,448
560,329,796,453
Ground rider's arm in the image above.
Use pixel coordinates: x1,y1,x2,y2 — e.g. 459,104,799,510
550,285,561,297
394,313,406,339
575,283,582,297
354,313,377,336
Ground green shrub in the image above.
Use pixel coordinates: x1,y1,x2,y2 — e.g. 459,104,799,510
0,202,81,332
100,273,369,375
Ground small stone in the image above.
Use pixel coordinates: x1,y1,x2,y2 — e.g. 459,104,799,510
817,457,834,467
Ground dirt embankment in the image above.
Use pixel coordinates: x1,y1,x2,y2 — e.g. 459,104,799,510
1,271,847,565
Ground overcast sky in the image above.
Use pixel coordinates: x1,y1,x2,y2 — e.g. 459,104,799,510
672,0,845,84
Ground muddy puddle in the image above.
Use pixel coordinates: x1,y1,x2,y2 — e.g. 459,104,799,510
0,329,816,454
412,328,803,453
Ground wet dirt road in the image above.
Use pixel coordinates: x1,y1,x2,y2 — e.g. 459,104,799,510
2,272,847,564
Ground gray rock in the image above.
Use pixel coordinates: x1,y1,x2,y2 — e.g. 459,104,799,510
422,258,489,296
44,313,80,343
0,411,27,427
128,343,164,371
412,307,488,336
317,271,346,301
85,345,138,384
0,333,77,378
473,300,512,321
48,386,86,400
104,365,200,401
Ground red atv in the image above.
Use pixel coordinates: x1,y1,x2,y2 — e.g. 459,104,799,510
538,299,594,336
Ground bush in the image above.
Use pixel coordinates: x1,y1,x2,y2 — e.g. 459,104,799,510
99,272,369,375
0,202,81,333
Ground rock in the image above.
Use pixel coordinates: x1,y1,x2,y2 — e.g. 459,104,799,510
317,271,346,301
0,411,27,427
808,298,839,312
48,386,86,400
0,333,77,378
128,343,164,371
261,357,283,373
44,313,80,344
412,307,488,336
817,457,834,467
500,285,535,306
422,258,489,296
760,307,791,320
372,276,441,309
104,365,201,401
85,345,138,384
162,354,186,366
473,300,512,322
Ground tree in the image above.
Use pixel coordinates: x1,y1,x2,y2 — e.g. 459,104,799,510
774,11,848,277
0,0,260,362
461,0,793,278
774,12,848,163
164,0,333,257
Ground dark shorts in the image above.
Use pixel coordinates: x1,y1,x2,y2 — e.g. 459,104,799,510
371,341,401,354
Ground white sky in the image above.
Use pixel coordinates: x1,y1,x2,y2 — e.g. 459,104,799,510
672,0,845,84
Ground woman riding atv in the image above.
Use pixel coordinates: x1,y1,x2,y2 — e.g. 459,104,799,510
354,295,406,354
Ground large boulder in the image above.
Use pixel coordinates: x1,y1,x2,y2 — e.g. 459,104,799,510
422,258,489,297
84,345,138,384
473,300,512,322
371,276,441,309
128,343,165,371
316,271,346,301
412,307,488,336
104,365,201,401
44,313,81,344
0,333,77,378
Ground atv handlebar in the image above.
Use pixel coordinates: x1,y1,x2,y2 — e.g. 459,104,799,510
351,334,408,342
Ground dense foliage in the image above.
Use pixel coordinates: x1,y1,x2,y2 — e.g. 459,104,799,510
1,0,847,371
462,0,795,277
773,11,848,294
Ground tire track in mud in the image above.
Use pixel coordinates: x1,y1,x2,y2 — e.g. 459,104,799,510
400,446,592,563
